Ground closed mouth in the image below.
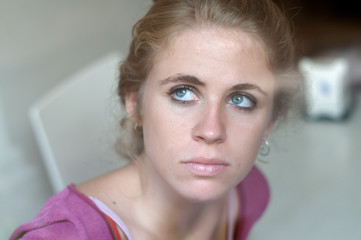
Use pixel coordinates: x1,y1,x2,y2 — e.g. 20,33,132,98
181,157,229,166
181,158,229,176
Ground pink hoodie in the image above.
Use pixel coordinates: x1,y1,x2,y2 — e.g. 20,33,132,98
10,166,269,240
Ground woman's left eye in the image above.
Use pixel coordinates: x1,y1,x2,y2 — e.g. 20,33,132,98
228,93,255,110
169,86,198,102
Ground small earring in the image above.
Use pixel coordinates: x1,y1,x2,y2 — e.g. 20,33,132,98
258,137,270,163
260,138,270,156
133,122,143,134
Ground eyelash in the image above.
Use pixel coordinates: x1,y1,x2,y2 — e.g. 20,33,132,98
167,85,257,111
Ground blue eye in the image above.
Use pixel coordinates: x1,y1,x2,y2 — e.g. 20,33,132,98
170,86,198,102
229,94,255,109
175,89,187,98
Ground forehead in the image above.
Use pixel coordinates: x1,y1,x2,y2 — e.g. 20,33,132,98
147,27,274,90
157,26,267,65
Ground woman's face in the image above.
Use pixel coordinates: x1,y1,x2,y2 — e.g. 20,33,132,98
128,27,275,202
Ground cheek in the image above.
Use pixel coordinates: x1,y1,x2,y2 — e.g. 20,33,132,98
227,117,269,161
230,127,261,150
141,100,191,155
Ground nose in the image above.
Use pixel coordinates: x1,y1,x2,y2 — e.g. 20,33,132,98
192,104,226,144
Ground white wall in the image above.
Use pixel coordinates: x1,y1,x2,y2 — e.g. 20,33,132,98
0,0,150,237
0,97,9,149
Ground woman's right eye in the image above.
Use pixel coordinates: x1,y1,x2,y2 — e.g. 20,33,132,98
169,86,198,103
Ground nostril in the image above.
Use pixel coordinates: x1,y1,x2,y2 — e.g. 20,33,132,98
191,111,226,144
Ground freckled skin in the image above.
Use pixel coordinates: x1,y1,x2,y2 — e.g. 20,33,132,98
132,27,275,202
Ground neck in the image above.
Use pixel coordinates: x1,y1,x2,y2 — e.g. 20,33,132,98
130,161,231,240
139,190,229,240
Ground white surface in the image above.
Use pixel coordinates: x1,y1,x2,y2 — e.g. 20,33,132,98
250,92,361,240
29,53,126,192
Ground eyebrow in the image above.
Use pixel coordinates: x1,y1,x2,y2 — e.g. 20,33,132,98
159,73,267,96
159,74,205,86
231,83,268,96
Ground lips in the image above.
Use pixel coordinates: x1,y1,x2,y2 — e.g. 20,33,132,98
181,158,229,177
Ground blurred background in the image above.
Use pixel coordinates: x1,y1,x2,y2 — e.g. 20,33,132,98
1,0,360,239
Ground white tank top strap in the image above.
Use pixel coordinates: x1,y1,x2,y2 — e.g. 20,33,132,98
227,188,237,240
89,196,134,240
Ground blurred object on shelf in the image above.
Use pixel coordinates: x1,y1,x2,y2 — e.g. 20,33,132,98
299,55,353,120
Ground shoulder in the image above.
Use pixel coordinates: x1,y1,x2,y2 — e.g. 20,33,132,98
78,163,140,197
10,221,82,240
10,185,113,240
234,165,270,240
77,163,142,216
238,165,270,213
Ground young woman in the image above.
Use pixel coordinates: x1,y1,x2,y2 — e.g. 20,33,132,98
11,0,301,239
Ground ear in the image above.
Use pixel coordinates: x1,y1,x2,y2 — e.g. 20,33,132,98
263,121,275,139
125,91,138,117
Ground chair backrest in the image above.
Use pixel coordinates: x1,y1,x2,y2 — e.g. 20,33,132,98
29,52,126,193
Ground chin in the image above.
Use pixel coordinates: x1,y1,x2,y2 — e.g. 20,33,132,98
178,180,233,203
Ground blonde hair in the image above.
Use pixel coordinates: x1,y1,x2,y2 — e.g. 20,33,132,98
117,0,301,160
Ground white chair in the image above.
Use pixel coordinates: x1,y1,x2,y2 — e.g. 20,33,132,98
29,52,127,193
